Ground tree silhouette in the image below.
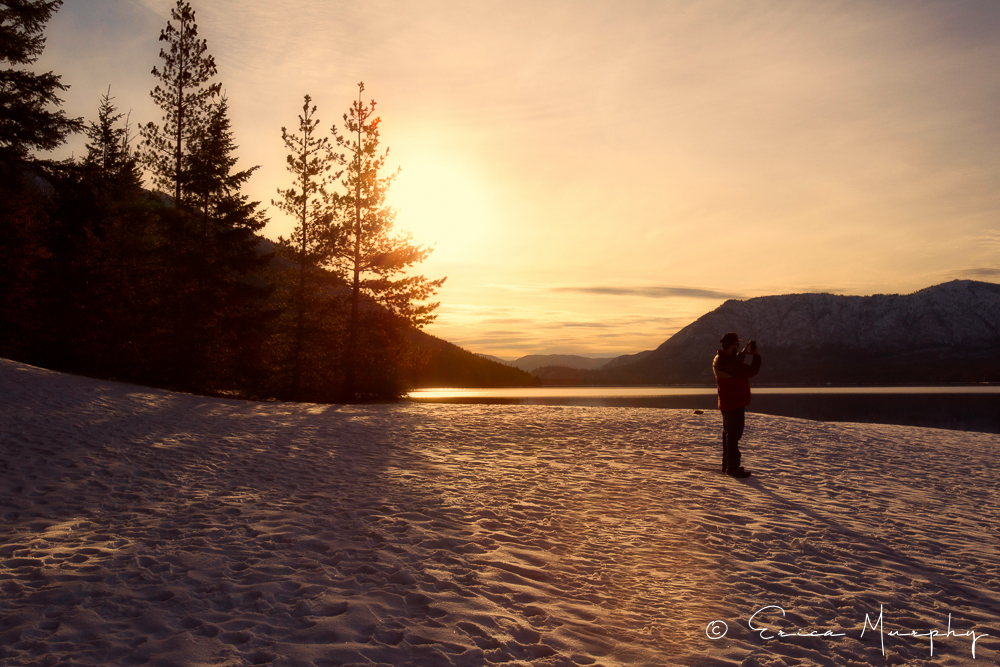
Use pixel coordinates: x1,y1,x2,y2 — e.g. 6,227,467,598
137,2,271,392
39,88,139,378
141,0,219,204
0,0,82,359
0,0,82,164
273,95,342,399
330,82,444,400
84,86,141,190
180,93,271,389
185,94,265,245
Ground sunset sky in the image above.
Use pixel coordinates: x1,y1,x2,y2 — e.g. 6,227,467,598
39,0,1000,359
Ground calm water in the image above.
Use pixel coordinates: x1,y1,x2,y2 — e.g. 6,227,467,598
407,386,1000,434
409,385,1000,399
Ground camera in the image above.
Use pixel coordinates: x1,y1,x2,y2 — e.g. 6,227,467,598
749,340,758,352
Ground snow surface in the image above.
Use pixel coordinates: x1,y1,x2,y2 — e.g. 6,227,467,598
1,357,998,666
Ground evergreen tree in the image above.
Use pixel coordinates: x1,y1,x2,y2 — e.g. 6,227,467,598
330,82,444,399
138,2,272,393
273,94,341,399
84,86,142,191
140,0,219,204
0,0,82,358
71,88,154,376
0,0,82,164
184,94,266,249
182,93,273,390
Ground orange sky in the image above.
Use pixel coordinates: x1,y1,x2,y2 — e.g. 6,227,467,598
40,1,1000,359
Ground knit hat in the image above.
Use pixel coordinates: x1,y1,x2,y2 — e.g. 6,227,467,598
719,332,741,347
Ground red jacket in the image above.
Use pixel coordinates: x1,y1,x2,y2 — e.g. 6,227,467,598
713,349,761,411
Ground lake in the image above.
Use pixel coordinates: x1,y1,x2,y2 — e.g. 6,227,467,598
407,386,1000,434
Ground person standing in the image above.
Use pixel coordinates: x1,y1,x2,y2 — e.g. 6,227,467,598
713,332,761,478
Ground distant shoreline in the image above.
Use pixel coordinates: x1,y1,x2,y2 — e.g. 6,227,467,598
409,387,1000,434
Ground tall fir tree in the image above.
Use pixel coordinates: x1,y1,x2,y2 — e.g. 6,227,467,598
273,94,342,399
140,0,219,204
0,0,82,359
138,2,272,393
182,93,273,390
184,94,266,251
84,86,142,191
331,82,444,400
71,87,157,378
0,0,82,165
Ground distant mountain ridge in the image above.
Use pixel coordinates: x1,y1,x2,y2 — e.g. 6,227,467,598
663,280,1000,353
510,355,616,373
554,280,1000,385
474,353,622,373
601,350,654,369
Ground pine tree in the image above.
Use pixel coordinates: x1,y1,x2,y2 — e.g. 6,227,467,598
140,0,219,204
0,0,82,359
184,94,266,249
0,0,82,164
273,94,341,399
84,86,142,191
182,93,272,389
331,82,445,400
138,2,273,393
74,88,155,376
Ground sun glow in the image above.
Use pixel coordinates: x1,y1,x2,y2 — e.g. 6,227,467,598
388,154,498,262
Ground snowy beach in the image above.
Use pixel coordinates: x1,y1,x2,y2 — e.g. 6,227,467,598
1,358,998,666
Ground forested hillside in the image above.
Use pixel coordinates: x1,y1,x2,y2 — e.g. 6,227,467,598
0,0,531,401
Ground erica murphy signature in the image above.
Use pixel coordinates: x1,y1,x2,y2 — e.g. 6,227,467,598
705,605,990,659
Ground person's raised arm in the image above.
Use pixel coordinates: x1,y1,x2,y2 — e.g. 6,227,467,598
747,342,761,377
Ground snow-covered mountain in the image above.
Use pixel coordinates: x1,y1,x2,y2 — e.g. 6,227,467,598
665,280,1000,353
603,280,1000,384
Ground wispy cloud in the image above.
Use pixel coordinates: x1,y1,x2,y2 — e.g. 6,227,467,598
551,286,738,300
431,311,691,357
956,267,1000,279
39,1,1000,359
975,232,1000,248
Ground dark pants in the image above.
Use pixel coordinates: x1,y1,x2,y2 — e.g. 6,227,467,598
721,408,745,472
